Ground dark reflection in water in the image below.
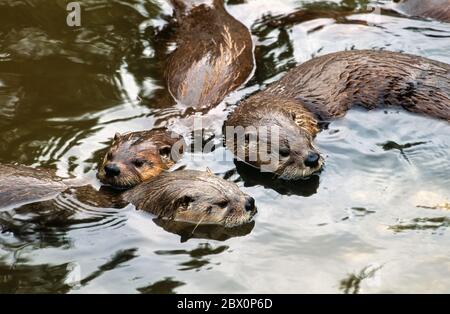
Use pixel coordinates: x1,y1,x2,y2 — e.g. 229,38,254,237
0,260,72,294
233,161,320,196
154,219,255,243
155,243,229,271
137,277,186,294
80,248,138,287
0,0,450,293
0,0,161,166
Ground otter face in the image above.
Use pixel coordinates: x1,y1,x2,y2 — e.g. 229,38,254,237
124,170,257,228
226,105,323,181
97,129,183,189
271,125,324,180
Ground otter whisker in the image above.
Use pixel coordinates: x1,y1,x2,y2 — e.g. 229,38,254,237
191,212,208,234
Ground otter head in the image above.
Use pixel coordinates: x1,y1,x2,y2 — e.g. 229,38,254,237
123,170,257,228
225,96,324,181
97,129,184,189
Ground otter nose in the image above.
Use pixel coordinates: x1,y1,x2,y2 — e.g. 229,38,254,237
304,152,320,168
245,196,255,212
104,163,121,177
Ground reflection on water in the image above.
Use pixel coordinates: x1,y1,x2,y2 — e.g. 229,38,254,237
0,0,450,293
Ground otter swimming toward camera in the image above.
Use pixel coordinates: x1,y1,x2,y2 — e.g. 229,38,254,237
98,128,184,189
225,50,450,180
394,0,450,22
123,170,256,227
0,165,256,228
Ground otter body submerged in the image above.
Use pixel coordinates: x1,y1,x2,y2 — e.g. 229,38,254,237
395,0,450,22
0,165,256,227
225,50,450,180
166,0,254,110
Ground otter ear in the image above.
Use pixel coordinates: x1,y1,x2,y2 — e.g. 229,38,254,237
114,133,121,141
206,167,213,176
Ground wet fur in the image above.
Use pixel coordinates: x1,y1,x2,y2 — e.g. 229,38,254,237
225,50,450,178
0,164,67,209
98,128,184,189
396,0,450,22
123,170,255,227
166,0,254,110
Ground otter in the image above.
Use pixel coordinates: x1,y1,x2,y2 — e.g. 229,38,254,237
97,0,254,189
123,170,256,227
0,165,256,228
394,0,450,22
0,164,68,210
166,0,254,110
225,50,450,180
98,128,184,189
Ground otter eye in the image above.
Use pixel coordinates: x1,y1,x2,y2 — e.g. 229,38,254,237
179,195,194,211
107,152,113,161
215,200,229,208
279,147,290,157
132,158,146,168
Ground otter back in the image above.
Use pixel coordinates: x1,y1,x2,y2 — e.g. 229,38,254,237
0,164,67,210
396,0,450,22
166,0,254,110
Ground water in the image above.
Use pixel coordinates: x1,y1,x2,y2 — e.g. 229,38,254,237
0,0,449,293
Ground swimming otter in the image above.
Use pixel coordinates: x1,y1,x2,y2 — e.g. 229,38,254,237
97,0,254,188
0,164,68,210
225,50,450,180
394,0,450,22
98,128,184,189
0,165,256,228
166,0,254,110
123,170,256,227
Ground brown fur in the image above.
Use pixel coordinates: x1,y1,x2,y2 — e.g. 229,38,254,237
98,128,184,189
0,165,256,228
395,0,450,22
166,0,254,110
123,170,256,227
225,50,450,179
0,164,67,210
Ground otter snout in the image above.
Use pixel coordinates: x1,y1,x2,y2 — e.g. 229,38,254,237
104,163,121,177
304,152,320,168
245,196,256,212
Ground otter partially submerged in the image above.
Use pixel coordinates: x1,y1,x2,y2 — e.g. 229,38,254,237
98,128,184,189
166,0,254,110
1,165,256,228
225,50,450,180
394,0,450,22
123,170,256,227
97,0,254,189
0,164,68,210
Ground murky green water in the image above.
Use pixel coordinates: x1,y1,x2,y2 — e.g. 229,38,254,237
0,0,449,293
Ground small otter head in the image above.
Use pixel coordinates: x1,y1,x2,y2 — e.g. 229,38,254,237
123,170,257,228
225,97,324,181
97,129,184,189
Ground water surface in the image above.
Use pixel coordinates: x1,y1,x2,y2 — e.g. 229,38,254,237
0,0,449,293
